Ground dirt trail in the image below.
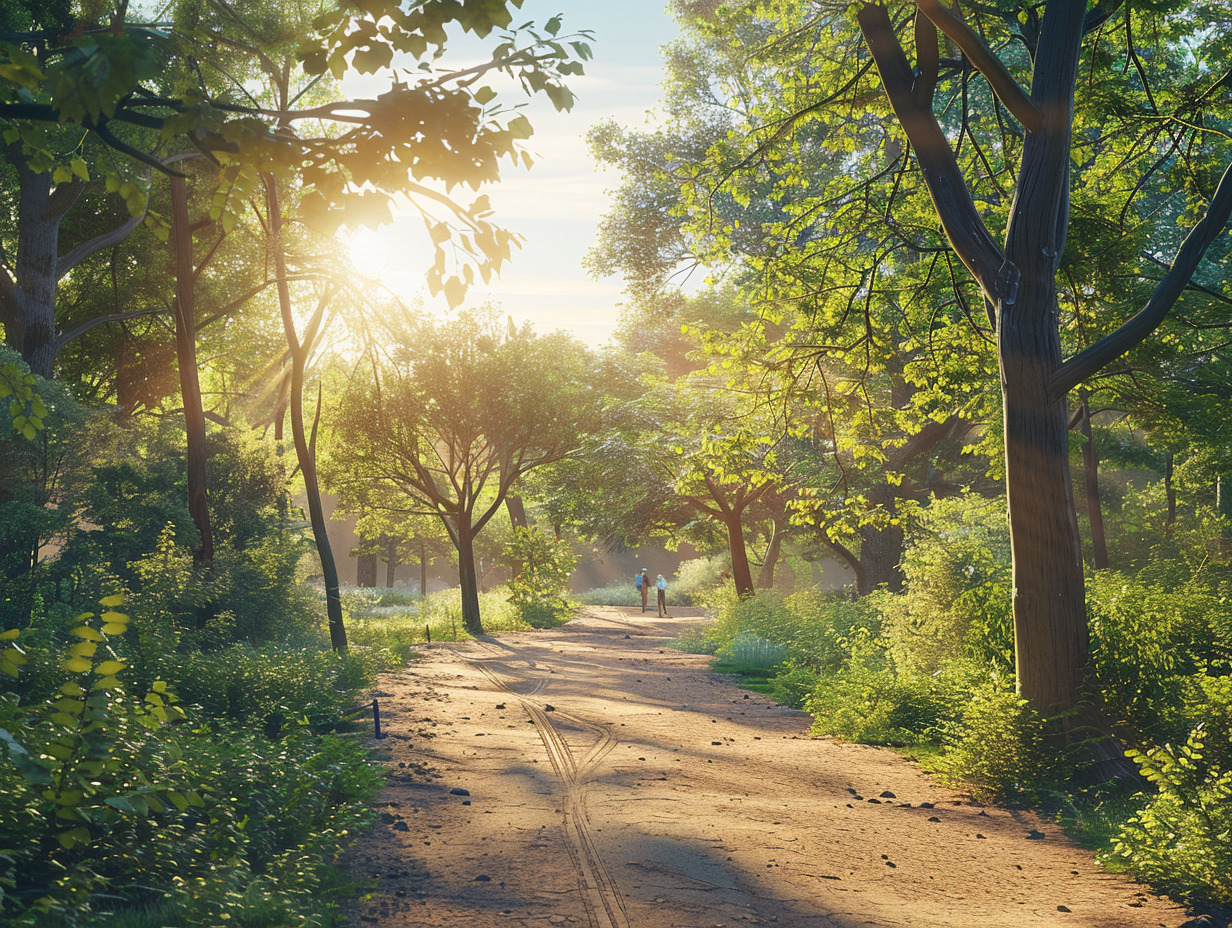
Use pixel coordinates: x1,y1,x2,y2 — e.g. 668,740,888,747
344,606,1183,928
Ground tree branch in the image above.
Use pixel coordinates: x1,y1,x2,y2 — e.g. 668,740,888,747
56,210,147,279
1049,159,1232,399
857,3,1004,301
53,306,164,352
916,0,1043,132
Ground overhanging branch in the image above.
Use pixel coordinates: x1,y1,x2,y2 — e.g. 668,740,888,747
1049,159,1232,399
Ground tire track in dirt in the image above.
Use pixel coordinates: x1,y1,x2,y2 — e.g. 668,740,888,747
465,656,628,928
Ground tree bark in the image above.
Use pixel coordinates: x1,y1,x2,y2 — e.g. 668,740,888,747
1077,391,1108,569
725,512,755,598
455,520,484,634
265,176,347,651
857,485,905,595
385,537,398,587
356,553,378,588
996,0,1089,713
5,159,61,379
169,175,214,571
506,494,529,528
756,510,787,589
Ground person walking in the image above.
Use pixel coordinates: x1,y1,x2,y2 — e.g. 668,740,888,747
656,573,669,617
639,568,650,612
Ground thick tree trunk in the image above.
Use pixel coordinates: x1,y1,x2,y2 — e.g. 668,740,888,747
169,175,214,571
265,177,346,651
385,538,398,587
1000,282,1087,712
8,162,61,379
456,521,484,634
356,553,377,588
856,485,904,595
997,0,1090,714
725,512,755,598
1077,392,1108,569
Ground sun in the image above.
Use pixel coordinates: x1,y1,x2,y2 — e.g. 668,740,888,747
347,226,392,279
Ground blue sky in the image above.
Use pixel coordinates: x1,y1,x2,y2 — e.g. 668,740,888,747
347,1,680,346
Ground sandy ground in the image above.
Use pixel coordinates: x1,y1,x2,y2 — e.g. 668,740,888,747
342,606,1185,928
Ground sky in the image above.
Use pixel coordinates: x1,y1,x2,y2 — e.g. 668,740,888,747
348,1,682,346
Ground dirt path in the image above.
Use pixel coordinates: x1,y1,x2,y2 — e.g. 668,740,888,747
344,606,1183,928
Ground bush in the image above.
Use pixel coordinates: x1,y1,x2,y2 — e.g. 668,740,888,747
805,632,948,747
505,526,577,626
879,491,1014,675
0,597,380,926
1110,727,1232,905
575,579,643,607
935,678,1069,800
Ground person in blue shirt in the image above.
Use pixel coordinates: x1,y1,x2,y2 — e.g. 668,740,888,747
656,573,669,617
636,568,650,612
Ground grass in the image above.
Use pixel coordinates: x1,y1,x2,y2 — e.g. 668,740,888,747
341,585,572,661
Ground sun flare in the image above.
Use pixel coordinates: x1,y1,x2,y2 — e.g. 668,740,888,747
347,226,392,279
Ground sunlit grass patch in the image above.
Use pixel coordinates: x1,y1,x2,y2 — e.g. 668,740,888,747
340,584,572,659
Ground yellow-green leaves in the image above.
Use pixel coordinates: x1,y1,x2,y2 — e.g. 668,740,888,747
1,360,48,441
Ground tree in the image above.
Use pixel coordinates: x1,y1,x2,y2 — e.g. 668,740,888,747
849,0,1232,717
323,310,605,634
607,0,1232,731
0,0,595,375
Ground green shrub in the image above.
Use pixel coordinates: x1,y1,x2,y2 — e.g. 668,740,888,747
880,491,1014,675
1086,572,1224,745
716,632,786,672
0,597,380,926
157,644,381,731
805,630,947,746
672,555,726,605
768,659,819,709
1110,727,1232,905
505,526,577,625
936,678,1069,800
575,579,643,607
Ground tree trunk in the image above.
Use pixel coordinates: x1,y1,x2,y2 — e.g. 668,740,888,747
856,485,904,595
1077,391,1108,569
506,494,528,528
7,161,61,379
757,511,787,590
1219,475,1232,556
356,553,377,588
385,538,398,587
455,521,483,634
1164,452,1176,536
1000,282,1087,712
420,540,428,596
725,512,755,598
996,0,1090,715
265,177,346,651
169,175,214,571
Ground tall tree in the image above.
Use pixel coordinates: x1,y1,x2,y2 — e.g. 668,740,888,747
850,0,1232,718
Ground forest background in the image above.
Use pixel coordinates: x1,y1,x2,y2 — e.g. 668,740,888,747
2,0,1232,925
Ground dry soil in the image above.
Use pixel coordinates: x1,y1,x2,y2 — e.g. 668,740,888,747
343,605,1185,928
